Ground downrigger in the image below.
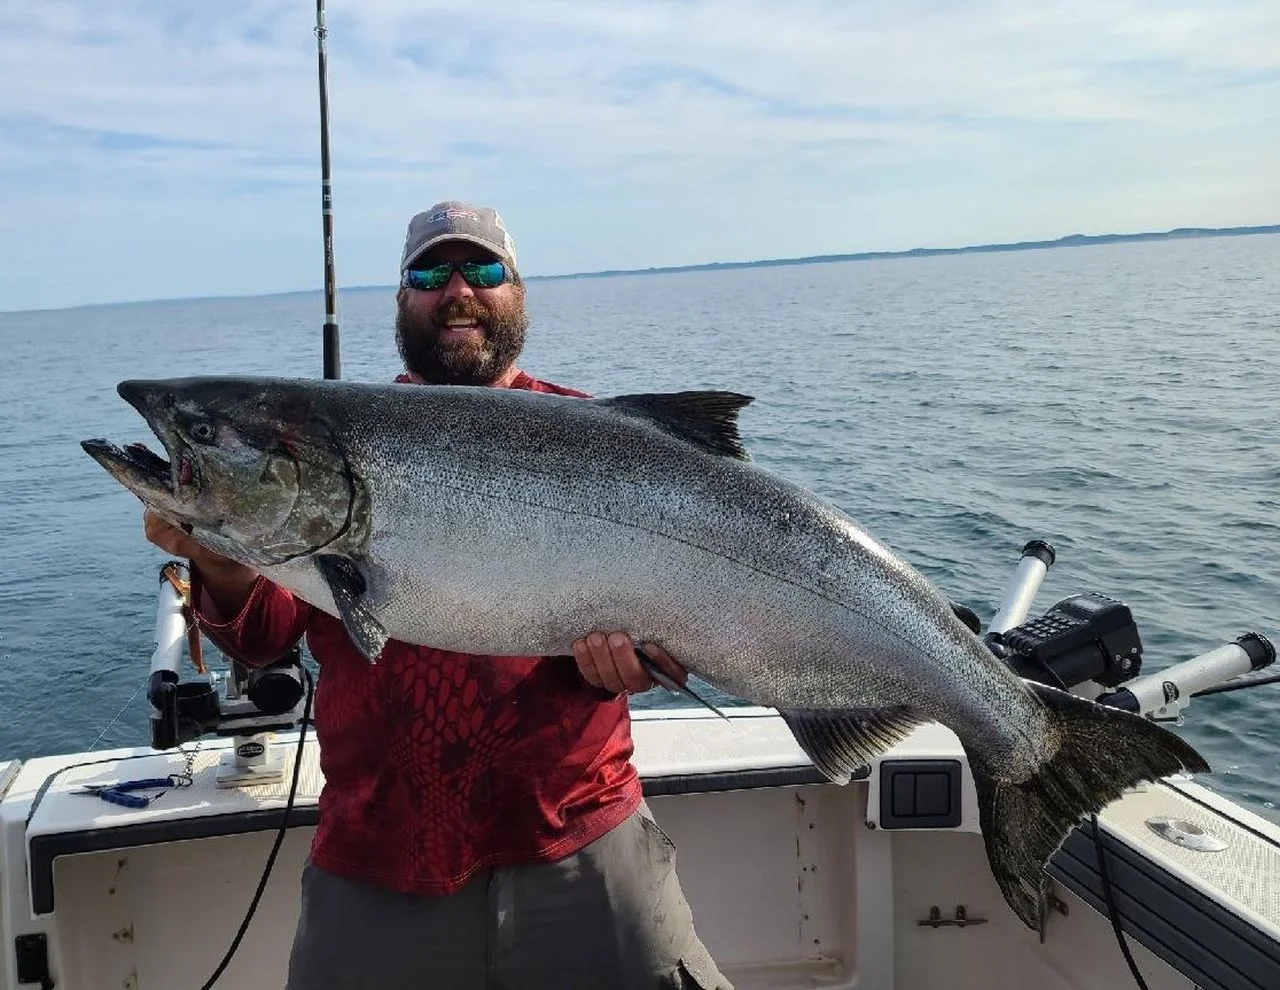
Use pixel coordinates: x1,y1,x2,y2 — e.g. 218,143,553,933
146,560,310,787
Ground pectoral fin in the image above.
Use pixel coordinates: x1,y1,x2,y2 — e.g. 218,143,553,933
315,553,387,663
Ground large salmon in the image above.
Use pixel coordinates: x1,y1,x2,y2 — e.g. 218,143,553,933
82,376,1210,932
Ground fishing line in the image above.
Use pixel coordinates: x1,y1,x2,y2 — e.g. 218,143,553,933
88,676,148,751
1192,671,1280,697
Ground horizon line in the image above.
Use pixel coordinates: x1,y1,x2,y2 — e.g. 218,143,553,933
6,220,1279,316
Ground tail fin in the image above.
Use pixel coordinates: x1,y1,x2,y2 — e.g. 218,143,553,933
969,681,1210,933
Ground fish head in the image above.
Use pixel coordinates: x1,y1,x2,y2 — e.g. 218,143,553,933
82,376,364,566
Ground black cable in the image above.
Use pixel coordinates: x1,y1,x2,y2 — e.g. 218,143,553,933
1092,814,1149,990
198,663,315,990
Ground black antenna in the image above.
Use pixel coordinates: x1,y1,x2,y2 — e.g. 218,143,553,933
315,0,340,379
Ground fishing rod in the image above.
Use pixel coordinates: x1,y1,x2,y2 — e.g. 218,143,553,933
191,5,332,986
316,0,340,380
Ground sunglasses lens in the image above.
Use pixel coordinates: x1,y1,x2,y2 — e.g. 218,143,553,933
406,265,453,290
463,261,507,288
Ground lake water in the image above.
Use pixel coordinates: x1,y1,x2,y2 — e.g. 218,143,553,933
2,233,1277,822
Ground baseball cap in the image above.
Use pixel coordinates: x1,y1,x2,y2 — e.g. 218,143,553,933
400,200,519,273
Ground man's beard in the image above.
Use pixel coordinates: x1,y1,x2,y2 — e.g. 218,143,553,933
395,292,528,386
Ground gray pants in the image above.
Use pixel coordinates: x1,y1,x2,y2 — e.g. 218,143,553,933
284,803,732,989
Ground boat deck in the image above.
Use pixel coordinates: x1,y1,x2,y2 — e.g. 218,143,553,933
2,709,1277,990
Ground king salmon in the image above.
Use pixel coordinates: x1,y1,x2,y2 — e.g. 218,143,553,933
82,376,1210,933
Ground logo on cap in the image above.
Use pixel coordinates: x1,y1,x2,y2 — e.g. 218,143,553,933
428,208,481,224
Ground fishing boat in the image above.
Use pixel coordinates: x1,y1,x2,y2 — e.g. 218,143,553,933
4,4,1277,988
2,541,1278,990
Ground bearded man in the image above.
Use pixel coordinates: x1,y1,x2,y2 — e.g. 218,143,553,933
142,201,732,989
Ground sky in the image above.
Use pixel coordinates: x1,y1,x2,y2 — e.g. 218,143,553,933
2,0,1278,312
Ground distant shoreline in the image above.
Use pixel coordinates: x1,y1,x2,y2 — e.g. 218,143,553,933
528,222,1280,282
7,222,1279,314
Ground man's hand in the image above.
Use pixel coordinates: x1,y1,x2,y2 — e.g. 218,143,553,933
144,509,210,560
572,632,688,696
144,509,249,575
142,508,260,616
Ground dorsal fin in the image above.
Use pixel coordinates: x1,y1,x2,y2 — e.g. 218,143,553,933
598,390,754,460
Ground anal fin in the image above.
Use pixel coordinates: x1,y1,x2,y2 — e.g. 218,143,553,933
316,553,388,663
779,706,924,784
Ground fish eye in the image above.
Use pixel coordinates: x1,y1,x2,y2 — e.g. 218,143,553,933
189,421,217,445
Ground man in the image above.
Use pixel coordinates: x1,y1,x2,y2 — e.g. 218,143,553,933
144,201,731,989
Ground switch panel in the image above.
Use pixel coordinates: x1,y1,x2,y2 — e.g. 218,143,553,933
878,759,962,828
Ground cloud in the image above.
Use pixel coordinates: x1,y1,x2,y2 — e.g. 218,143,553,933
0,0,1277,310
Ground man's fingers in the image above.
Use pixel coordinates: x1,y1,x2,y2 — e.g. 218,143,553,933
143,510,188,555
573,631,690,697
590,633,628,693
143,509,239,571
608,633,654,694
574,633,628,694
572,638,604,690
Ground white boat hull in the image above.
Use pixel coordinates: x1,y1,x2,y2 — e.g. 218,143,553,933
3,708,1276,990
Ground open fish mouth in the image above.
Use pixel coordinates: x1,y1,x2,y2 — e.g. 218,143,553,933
80,437,198,500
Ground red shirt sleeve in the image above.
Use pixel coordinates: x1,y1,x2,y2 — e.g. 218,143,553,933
191,571,314,667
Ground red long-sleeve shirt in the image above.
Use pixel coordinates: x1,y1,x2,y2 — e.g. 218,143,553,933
191,370,643,895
